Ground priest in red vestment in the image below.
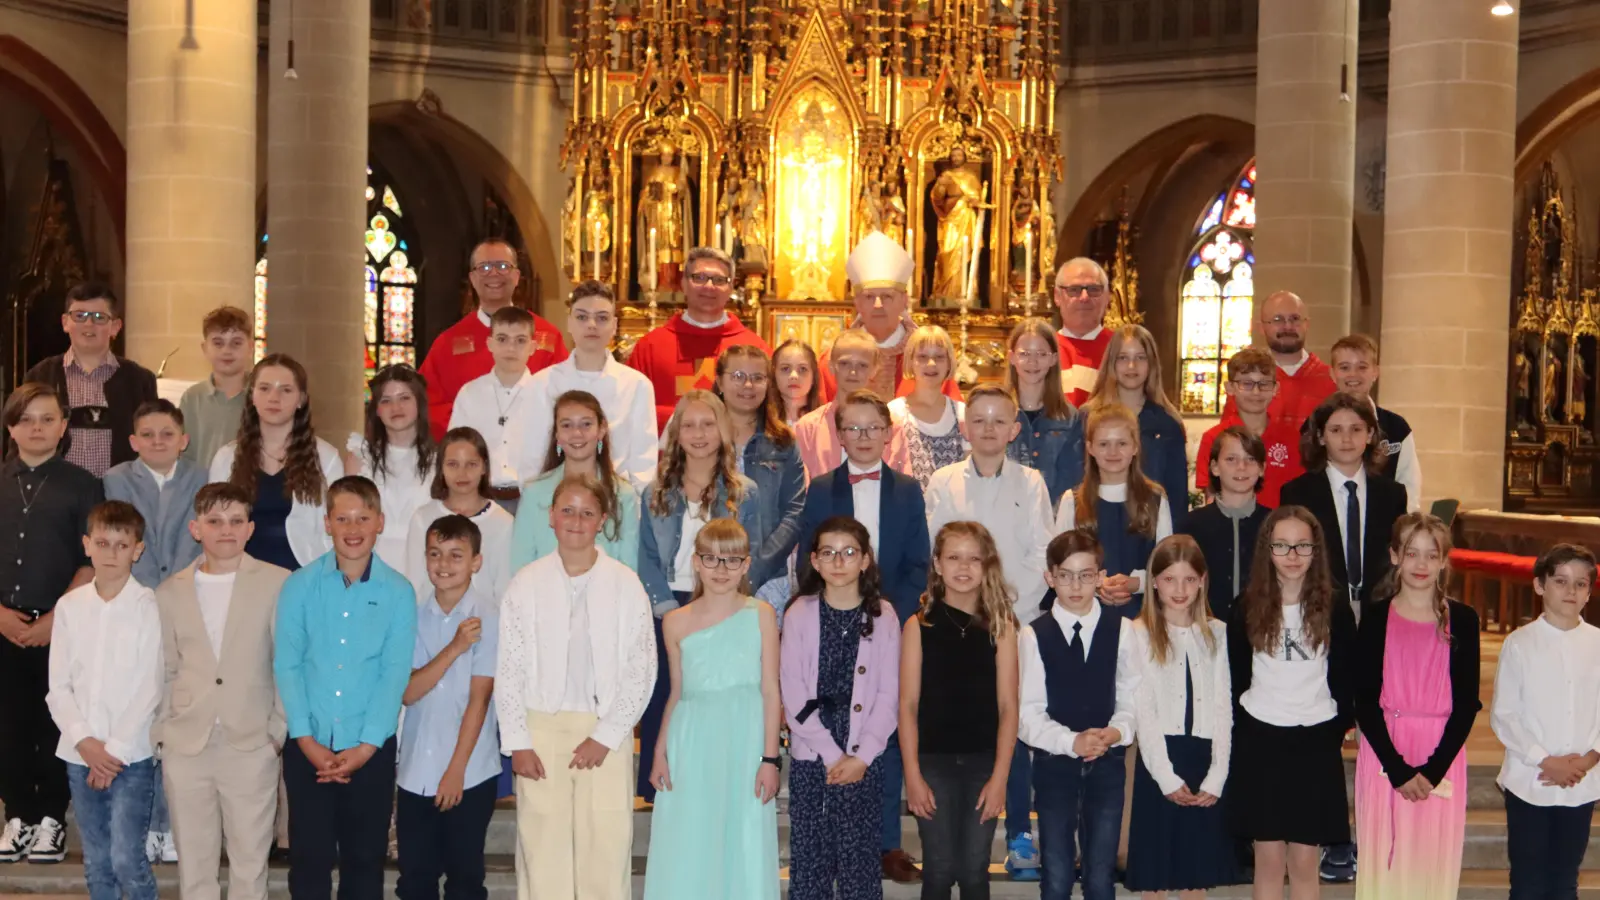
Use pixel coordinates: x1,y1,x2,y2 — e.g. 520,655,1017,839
1221,289,1337,434
418,239,569,440
627,246,771,430
818,230,963,403
1053,257,1108,407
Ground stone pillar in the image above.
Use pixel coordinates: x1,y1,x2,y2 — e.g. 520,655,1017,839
1379,3,1518,512
265,0,369,438
1252,0,1358,351
124,0,258,379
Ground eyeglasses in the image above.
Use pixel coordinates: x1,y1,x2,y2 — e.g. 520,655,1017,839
686,272,732,288
1263,314,1306,328
697,553,748,569
815,547,863,564
68,310,115,324
1230,379,1276,393
472,261,517,274
1014,350,1056,362
1055,284,1106,299
1269,541,1318,557
840,424,887,439
1051,569,1102,586
726,371,769,387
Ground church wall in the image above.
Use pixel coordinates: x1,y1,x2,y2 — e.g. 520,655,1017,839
0,5,127,144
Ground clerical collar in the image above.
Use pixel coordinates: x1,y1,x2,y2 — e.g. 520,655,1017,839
476,308,492,327
877,323,908,349
682,310,730,329
1060,324,1103,342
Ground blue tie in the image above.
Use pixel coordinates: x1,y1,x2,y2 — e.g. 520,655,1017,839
1344,480,1363,596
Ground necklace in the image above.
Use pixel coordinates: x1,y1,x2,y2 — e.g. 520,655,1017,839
16,472,50,516
823,598,862,639
941,603,973,639
494,384,522,427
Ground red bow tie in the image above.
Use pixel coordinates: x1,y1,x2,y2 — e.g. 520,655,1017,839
848,470,881,484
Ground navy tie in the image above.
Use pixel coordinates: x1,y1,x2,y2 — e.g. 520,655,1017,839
1344,480,1363,596
1069,621,1085,664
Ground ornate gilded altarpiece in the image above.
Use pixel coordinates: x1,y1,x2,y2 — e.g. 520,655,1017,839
558,0,1085,377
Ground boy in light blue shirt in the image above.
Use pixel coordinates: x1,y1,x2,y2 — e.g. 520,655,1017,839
274,476,416,900
396,515,498,900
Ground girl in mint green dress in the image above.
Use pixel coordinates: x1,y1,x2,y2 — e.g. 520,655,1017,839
644,519,781,900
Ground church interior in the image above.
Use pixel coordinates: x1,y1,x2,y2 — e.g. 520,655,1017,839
1,0,1600,892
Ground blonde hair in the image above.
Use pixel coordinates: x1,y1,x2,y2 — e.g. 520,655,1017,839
689,517,754,601
1004,318,1073,421
1087,325,1185,426
1076,403,1163,537
901,325,956,382
1374,512,1455,642
829,329,880,366
652,391,747,518
1139,535,1219,664
918,521,1018,644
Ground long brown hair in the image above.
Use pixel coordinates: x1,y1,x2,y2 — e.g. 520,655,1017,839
773,338,823,420
789,516,886,638
430,427,494,502
538,390,624,540
1373,512,1454,642
1004,317,1073,421
1238,505,1337,655
651,390,747,518
689,517,754,601
1086,324,1185,425
715,344,795,449
1300,392,1385,472
1075,403,1162,537
228,354,325,506
1139,534,1219,664
362,365,436,484
918,521,1018,643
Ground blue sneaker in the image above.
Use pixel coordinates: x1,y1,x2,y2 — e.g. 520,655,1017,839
1005,832,1041,881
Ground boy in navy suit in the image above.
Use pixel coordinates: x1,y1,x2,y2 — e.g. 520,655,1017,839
793,388,929,883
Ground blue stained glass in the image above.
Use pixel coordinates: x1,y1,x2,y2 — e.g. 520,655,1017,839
1190,254,1202,268
1198,197,1225,233
399,239,409,251
1246,253,1255,264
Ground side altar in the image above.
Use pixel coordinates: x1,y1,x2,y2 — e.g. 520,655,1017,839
558,0,1096,381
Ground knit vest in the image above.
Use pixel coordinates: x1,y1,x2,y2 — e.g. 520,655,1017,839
1032,608,1122,736
1096,497,1157,580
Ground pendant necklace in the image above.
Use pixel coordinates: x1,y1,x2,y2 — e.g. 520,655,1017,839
941,603,972,640
495,385,521,427
16,473,51,516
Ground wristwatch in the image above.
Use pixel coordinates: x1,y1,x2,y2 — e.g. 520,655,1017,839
760,755,782,771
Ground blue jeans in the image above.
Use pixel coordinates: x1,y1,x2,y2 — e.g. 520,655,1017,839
1033,748,1125,900
67,758,158,900
149,761,170,832
1005,739,1032,840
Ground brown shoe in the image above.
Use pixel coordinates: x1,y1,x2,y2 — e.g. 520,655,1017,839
881,849,922,883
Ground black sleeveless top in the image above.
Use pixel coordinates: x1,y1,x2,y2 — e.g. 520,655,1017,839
917,602,1000,754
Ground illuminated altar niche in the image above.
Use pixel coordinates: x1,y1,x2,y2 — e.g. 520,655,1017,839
772,84,854,302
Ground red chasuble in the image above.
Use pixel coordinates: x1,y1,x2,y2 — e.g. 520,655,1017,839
1057,328,1109,409
627,312,772,431
1220,351,1337,436
418,311,569,441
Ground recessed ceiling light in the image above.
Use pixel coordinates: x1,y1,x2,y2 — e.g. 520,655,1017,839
1491,1,1515,15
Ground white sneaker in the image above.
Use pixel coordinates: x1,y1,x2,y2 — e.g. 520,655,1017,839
158,831,177,864
0,819,33,863
26,816,65,863
145,831,159,864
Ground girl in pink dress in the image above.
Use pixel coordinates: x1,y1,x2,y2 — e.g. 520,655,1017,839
1352,512,1481,900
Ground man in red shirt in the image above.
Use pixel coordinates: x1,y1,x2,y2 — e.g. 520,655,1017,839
1228,289,1337,434
627,247,770,430
1194,347,1303,507
1051,257,1104,407
417,239,569,440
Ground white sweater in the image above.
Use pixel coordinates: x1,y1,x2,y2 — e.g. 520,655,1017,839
1130,618,1231,797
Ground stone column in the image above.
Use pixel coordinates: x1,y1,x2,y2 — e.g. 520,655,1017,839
1379,3,1518,512
124,0,258,379
1252,0,1358,350
265,0,369,438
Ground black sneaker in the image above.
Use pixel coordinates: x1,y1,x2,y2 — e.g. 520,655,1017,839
1319,842,1356,883
26,817,65,864
0,819,33,863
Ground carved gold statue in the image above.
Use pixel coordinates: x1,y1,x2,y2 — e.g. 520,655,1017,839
637,143,692,291
735,168,768,264
929,147,990,303
1009,180,1039,293
1038,182,1058,283
879,168,908,247
582,170,612,281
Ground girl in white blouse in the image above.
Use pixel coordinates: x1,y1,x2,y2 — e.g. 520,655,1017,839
405,428,514,603
344,365,436,572
1124,534,1234,897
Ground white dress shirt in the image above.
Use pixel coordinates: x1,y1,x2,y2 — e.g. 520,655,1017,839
449,371,538,488
522,356,660,492
47,579,164,766
925,457,1053,623
1239,602,1337,727
405,499,515,604
142,461,175,490
193,569,236,659
848,460,884,554
1053,482,1174,593
1492,616,1600,806
346,435,436,573
1131,619,1232,797
1018,601,1141,758
1326,463,1368,585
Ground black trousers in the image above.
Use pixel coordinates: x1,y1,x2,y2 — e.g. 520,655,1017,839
0,639,68,823
283,738,397,900
1504,789,1595,900
395,779,496,900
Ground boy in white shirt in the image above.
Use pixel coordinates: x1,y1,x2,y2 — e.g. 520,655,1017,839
449,306,539,514
46,500,164,900
1491,542,1600,899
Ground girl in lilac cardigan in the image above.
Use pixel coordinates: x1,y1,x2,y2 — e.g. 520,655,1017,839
780,516,902,900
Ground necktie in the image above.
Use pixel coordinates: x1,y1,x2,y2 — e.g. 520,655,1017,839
1344,480,1363,593
848,470,881,484
1068,621,1085,664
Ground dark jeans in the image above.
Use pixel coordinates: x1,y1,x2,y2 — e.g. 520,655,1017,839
881,732,903,852
67,759,158,900
916,752,997,900
1034,748,1126,900
1504,789,1595,900
1005,739,1032,841
283,738,397,900
637,610,673,802
0,639,68,823
395,779,497,900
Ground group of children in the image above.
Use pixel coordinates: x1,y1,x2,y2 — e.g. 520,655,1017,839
1,279,1597,900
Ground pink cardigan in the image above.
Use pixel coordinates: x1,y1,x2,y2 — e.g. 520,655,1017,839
780,595,902,766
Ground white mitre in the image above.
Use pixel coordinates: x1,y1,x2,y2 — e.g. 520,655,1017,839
845,230,914,292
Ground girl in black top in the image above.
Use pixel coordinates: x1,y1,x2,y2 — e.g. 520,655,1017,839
1180,425,1272,622
899,521,1019,900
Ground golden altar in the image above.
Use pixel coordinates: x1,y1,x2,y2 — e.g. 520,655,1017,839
558,0,1083,378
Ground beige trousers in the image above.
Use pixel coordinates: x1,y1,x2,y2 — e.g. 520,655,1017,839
163,732,281,900
514,711,633,900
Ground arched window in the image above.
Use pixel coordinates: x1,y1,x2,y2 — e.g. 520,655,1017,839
253,164,421,382
1178,160,1255,415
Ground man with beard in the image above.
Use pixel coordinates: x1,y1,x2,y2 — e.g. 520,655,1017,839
1226,290,1337,436
418,239,569,440
1051,258,1104,407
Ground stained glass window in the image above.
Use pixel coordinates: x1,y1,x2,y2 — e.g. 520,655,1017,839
1179,160,1256,415
253,164,421,381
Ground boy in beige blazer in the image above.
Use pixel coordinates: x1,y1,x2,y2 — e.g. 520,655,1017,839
153,483,291,900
